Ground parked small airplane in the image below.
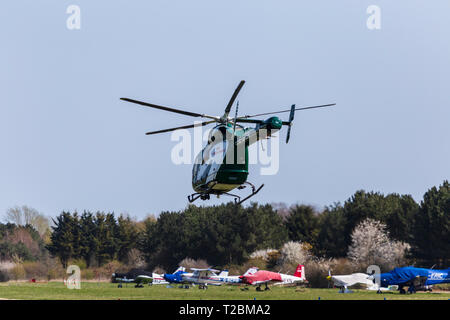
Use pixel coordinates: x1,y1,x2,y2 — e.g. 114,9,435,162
377,266,450,294
113,267,185,288
328,266,450,294
239,264,306,291
163,267,193,284
163,267,258,289
181,268,224,289
180,268,258,288
112,268,153,288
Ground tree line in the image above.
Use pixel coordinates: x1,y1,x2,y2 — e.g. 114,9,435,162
46,212,140,268
43,180,449,271
0,223,48,263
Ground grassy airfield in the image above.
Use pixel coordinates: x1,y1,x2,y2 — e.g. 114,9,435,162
0,282,449,300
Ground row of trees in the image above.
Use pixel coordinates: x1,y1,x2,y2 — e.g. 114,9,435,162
47,212,140,268
4,206,50,238
6,180,449,271
142,180,449,269
0,223,48,262
282,193,418,257
141,203,288,270
319,181,448,267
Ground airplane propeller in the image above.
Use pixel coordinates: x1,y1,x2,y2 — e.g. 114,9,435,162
327,270,332,288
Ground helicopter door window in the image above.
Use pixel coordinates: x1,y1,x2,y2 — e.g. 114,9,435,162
208,128,225,146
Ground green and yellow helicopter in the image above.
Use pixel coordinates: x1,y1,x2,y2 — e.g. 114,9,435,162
121,81,334,204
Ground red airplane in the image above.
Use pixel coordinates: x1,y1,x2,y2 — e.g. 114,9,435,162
239,264,306,291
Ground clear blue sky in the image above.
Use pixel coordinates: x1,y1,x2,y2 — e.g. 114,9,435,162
1,1,449,220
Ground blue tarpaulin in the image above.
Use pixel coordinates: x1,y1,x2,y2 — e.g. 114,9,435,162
380,267,450,287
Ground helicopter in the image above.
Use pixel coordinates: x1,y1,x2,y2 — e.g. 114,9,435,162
121,81,335,204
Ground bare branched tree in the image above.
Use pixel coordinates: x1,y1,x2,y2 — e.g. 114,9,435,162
4,205,50,237
347,218,410,271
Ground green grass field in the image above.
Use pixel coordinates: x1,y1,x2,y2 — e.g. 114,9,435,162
0,282,449,300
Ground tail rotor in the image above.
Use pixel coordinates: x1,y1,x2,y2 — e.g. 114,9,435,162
285,104,295,143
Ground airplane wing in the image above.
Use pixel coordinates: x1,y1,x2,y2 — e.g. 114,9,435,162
272,281,293,286
188,269,222,285
135,275,153,284
249,279,273,285
191,268,220,273
190,268,220,278
114,277,135,283
367,284,398,291
330,273,374,288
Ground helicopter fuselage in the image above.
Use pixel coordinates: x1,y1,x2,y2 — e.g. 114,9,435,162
192,117,282,195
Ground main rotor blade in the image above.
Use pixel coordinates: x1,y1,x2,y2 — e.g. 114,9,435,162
233,118,264,124
235,103,336,120
223,80,245,119
234,119,293,126
121,98,219,121
145,120,216,135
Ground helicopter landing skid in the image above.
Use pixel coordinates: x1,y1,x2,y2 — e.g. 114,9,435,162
187,182,264,205
187,193,211,203
187,182,218,203
233,182,264,205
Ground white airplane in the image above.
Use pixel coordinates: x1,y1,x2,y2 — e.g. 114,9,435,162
113,267,185,287
180,268,222,289
327,271,397,293
181,267,258,289
112,269,153,288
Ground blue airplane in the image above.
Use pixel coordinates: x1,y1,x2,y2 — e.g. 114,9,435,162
163,267,192,284
377,266,450,294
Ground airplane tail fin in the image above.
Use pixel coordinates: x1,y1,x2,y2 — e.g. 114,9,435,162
243,267,259,276
152,273,165,284
218,270,229,277
294,264,306,280
173,266,185,274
